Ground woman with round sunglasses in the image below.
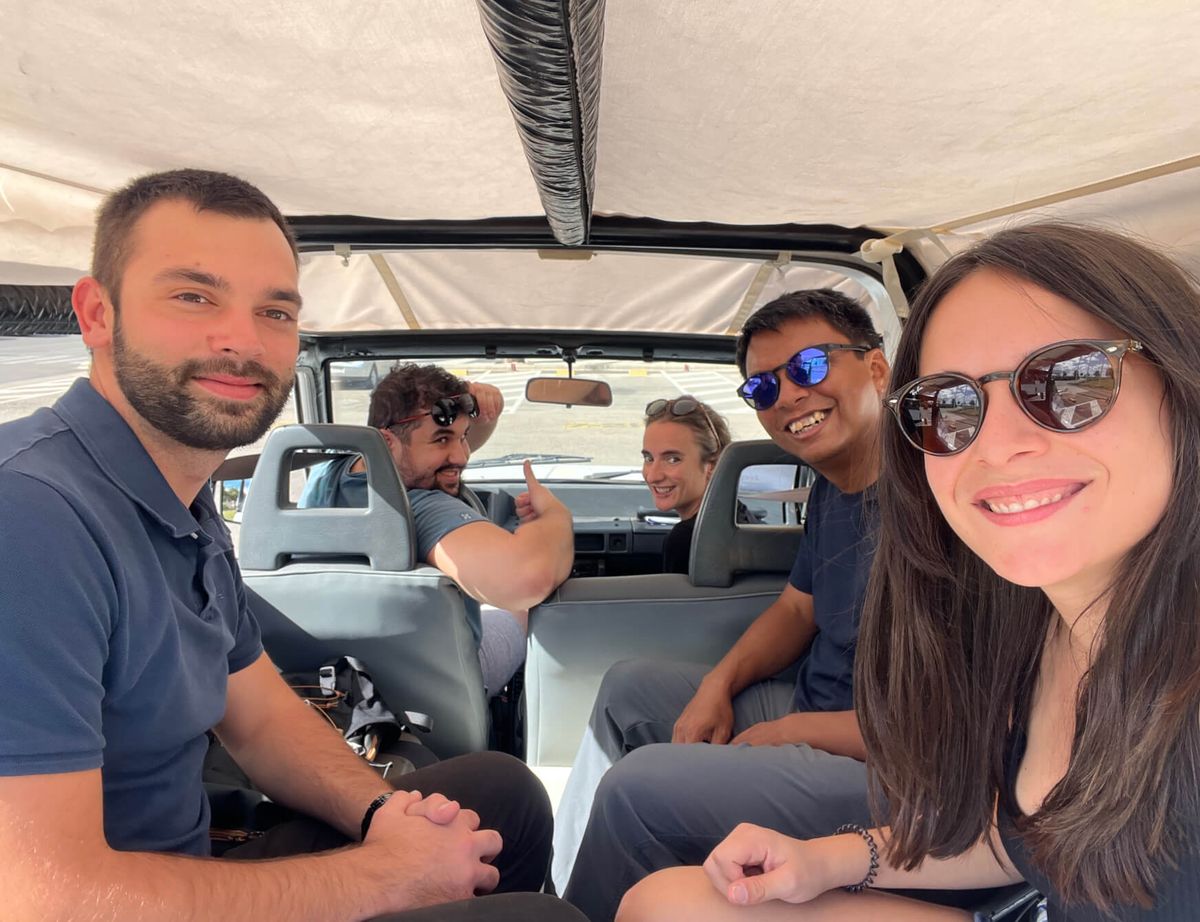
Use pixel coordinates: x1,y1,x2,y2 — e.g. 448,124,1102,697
616,223,1200,922
642,396,735,573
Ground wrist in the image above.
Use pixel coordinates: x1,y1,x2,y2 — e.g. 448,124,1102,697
700,667,736,697
360,791,394,842
829,827,879,891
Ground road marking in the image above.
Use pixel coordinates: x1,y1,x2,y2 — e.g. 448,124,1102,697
0,375,79,404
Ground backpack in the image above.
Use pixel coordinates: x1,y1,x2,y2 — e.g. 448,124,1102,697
281,654,437,778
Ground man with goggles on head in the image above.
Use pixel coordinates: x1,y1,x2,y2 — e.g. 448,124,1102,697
556,290,890,922
301,363,574,699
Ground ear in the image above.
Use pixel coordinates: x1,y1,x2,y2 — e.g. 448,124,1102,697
378,426,405,458
72,277,115,350
866,347,891,397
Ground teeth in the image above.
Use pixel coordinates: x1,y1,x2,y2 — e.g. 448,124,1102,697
788,410,827,434
984,492,1063,514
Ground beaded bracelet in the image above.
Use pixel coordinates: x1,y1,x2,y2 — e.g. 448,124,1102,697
836,823,880,892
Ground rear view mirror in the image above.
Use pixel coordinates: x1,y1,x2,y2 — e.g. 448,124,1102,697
525,377,613,407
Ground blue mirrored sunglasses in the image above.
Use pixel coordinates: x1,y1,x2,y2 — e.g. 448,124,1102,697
737,344,871,410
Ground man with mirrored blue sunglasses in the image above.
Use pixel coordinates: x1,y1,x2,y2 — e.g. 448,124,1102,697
556,289,890,922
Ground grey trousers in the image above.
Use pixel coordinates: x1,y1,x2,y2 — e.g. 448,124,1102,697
554,659,872,922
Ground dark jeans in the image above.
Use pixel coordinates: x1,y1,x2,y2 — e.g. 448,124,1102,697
224,751,570,920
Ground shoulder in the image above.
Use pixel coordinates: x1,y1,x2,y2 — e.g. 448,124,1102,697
0,469,118,629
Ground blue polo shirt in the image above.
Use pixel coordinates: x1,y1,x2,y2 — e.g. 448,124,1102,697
787,475,877,713
0,379,262,856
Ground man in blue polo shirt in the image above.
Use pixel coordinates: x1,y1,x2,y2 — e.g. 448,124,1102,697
554,291,890,921
0,169,579,922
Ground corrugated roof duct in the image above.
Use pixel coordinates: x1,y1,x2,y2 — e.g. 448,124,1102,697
476,0,605,246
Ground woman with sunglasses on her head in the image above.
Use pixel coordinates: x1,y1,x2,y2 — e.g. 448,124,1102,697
642,396,735,573
616,223,1200,922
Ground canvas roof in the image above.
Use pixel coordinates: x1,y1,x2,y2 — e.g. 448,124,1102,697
3,0,1198,334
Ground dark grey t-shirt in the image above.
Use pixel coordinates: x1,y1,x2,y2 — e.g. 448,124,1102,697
298,456,489,560
787,475,877,713
0,380,262,856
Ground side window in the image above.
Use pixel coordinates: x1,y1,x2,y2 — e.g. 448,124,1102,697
736,463,814,526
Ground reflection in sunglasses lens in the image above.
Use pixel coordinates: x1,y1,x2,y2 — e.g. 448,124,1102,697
1020,344,1116,431
898,377,983,455
788,348,829,387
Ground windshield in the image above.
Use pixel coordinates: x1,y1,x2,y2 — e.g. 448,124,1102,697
328,357,765,480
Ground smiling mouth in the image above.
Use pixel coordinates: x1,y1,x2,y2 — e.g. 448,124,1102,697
194,376,264,401
977,482,1086,515
786,409,828,435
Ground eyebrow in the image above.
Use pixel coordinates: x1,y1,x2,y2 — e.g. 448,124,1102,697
153,267,303,309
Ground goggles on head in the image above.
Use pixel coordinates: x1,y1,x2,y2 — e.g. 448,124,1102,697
391,393,479,429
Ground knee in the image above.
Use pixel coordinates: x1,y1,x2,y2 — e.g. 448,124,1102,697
591,744,679,825
593,657,666,722
596,658,652,703
472,751,552,830
617,867,709,922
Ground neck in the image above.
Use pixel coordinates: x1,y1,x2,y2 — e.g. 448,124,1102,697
90,369,226,507
1043,582,1109,664
813,425,882,494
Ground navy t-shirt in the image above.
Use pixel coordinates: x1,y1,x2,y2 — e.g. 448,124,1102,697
787,475,877,713
0,380,262,856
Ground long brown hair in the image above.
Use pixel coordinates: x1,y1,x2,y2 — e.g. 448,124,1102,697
857,223,1200,910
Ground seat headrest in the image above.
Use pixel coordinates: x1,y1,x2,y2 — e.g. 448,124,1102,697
689,439,806,587
238,424,415,572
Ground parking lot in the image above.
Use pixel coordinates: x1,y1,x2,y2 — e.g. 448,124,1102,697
1,341,764,472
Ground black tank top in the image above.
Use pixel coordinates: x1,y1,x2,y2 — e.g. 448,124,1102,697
998,726,1200,921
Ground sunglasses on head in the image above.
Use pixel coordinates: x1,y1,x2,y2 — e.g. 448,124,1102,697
646,396,720,445
737,344,872,411
885,339,1143,456
391,393,479,429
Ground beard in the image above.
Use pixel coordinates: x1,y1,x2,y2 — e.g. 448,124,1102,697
112,317,293,452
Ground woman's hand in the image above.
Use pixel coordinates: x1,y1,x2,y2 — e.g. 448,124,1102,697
703,824,856,906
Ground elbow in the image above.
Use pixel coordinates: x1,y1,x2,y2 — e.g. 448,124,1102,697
499,570,561,611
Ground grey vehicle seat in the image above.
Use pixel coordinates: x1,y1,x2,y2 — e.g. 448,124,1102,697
238,424,489,758
526,440,806,766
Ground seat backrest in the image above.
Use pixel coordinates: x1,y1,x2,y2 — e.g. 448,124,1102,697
689,439,806,587
237,424,489,757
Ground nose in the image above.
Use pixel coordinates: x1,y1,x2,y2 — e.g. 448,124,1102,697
208,305,266,359
969,381,1050,466
449,440,470,468
772,373,813,410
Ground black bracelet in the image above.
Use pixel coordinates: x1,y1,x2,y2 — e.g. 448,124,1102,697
360,791,394,841
836,824,880,892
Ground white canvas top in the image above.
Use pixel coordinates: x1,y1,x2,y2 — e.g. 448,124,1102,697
3,0,1198,331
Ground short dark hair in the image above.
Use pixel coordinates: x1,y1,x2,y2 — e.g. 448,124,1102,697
92,168,298,301
735,289,883,376
368,363,468,441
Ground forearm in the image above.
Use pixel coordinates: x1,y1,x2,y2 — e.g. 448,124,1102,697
708,602,814,696
29,845,394,922
216,694,388,839
790,710,867,760
466,415,498,451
